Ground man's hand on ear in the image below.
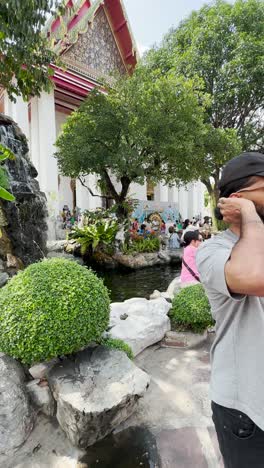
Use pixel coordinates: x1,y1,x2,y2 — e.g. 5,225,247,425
217,196,256,224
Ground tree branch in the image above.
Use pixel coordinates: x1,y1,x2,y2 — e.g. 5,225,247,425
78,176,114,201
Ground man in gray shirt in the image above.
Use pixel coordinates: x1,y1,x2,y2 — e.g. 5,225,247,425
196,152,264,468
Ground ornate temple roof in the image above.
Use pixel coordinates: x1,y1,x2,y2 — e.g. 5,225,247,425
44,0,138,73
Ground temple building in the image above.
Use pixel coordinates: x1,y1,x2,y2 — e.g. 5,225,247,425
0,0,205,227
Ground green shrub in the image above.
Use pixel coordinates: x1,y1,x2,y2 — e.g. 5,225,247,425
0,258,110,365
98,337,134,360
123,236,160,255
69,220,119,255
169,284,214,333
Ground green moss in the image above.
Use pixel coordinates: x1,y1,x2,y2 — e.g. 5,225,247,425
0,258,110,365
99,337,134,360
169,284,214,333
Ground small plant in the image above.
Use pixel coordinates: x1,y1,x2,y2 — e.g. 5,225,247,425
82,207,116,224
169,284,214,333
0,144,15,201
98,337,134,360
122,236,160,255
69,220,119,255
0,258,110,365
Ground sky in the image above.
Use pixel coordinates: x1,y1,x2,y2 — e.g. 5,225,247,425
123,0,235,56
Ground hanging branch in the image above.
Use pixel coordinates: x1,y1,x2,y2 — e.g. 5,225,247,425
78,176,114,201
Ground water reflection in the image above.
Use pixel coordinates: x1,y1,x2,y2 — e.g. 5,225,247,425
92,264,180,302
80,426,161,468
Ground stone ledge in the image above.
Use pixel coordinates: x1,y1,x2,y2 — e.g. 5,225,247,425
161,330,208,349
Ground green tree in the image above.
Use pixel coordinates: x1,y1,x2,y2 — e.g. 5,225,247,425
0,0,64,101
145,0,264,222
55,69,208,220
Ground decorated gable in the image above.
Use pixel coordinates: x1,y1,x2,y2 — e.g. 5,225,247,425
64,8,126,77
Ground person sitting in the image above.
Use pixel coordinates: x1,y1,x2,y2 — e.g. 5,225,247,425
167,226,181,250
180,230,202,286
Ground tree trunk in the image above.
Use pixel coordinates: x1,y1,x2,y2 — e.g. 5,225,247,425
208,187,219,230
102,171,131,222
201,177,219,231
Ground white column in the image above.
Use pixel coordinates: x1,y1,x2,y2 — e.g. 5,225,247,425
38,91,58,202
159,182,169,203
168,186,179,204
4,92,29,140
59,176,73,211
30,97,40,173
178,186,189,220
197,181,206,218
188,183,195,218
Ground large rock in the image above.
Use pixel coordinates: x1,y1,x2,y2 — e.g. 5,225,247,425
0,113,48,267
47,346,150,448
0,354,35,455
108,297,171,356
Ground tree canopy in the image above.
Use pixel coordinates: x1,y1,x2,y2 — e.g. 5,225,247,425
55,68,208,219
145,0,264,216
0,0,63,101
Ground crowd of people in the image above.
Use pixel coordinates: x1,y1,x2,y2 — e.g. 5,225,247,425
130,215,213,287
60,205,79,229
130,216,212,246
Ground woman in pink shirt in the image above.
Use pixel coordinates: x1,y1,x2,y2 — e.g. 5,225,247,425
180,230,202,286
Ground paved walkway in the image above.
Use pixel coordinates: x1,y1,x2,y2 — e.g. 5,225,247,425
128,337,224,468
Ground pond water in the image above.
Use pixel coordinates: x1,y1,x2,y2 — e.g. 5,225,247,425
80,426,161,468
91,264,180,302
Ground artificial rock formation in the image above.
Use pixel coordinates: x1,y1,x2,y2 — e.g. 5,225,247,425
0,113,48,280
108,297,172,356
47,346,150,448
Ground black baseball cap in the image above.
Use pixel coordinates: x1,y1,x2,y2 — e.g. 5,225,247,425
218,152,264,191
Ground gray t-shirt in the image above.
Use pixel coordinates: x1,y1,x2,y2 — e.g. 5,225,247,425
196,229,264,430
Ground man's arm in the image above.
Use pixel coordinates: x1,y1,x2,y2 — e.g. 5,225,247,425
219,198,264,296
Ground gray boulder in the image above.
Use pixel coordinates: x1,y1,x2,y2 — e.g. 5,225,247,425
47,346,150,448
0,354,35,455
108,297,171,356
26,380,55,417
0,272,9,288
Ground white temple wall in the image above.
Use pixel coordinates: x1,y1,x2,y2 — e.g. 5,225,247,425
55,111,73,211
178,186,189,220
168,186,179,205
4,92,29,140
76,174,101,211
129,181,147,201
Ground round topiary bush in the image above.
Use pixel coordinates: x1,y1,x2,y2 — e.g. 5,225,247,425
169,284,214,333
0,258,110,365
